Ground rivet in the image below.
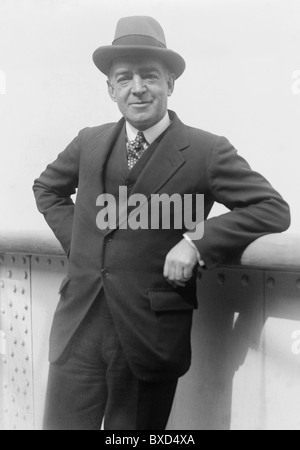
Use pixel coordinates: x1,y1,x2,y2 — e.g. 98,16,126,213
3,358,7,364
60,260,65,267
23,368,27,374
11,376,15,382
14,313,18,320
22,315,25,321
22,257,27,265
9,301,13,308
26,405,30,411
1,308,6,314
13,339,17,345
23,390,27,396
47,259,52,266
10,325,13,332
15,367,18,373
267,278,275,289
35,257,40,264
24,305,29,311
7,270,12,278
0,280,5,288
24,272,28,280
296,280,300,290
25,355,29,362
197,272,202,280
217,274,225,285
21,288,25,295
0,255,4,263
241,275,249,287
11,256,16,264
11,352,14,358
25,328,28,335
13,285,17,293
4,384,8,389
21,341,25,347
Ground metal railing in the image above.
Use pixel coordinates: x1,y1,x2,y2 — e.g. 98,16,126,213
0,231,300,430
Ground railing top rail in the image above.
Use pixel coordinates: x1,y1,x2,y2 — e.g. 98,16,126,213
0,230,65,257
240,233,300,271
0,230,299,271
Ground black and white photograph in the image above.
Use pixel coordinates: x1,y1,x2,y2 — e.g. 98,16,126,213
0,0,299,432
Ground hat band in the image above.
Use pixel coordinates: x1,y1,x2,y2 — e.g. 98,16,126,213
112,34,166,49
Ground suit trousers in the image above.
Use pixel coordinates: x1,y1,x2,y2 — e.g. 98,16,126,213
43,288,178,430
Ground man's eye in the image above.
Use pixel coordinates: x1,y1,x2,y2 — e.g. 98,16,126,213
145,74,157,80
117,76,130,83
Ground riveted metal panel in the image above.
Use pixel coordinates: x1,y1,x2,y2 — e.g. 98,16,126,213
30,255,67,430
2,248,300,430
0,254,34,430
261,317,300,430
169,267,266,430
196,266,265,313
0,253,7,430
0,254,67,430
263,270,300,430
264,270,300,320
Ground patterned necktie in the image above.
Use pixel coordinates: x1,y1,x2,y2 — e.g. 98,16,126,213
127,131,148,170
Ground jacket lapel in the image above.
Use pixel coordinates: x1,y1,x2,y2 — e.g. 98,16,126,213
131,113,189,197
89,117,125,194
116,112,189,231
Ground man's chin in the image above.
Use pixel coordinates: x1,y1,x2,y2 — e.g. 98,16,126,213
127,113,155,130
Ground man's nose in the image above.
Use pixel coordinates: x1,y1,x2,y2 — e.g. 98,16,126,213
131,75,147,95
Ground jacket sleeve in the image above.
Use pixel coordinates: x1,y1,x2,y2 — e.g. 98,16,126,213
32,131,83,256
187,136,291,269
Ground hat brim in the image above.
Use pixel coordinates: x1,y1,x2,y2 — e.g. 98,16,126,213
92,45,186,79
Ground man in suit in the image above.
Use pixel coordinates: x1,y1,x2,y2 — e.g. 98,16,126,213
33,16,290,430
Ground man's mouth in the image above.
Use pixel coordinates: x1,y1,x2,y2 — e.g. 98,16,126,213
130,101,152,106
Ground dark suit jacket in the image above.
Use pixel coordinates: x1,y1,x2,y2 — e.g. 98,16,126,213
33,110,290,381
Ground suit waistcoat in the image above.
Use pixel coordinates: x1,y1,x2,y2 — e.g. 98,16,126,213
104,124,163,198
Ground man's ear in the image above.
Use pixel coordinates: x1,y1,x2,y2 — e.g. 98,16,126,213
107,79,117,102
167,73,175,97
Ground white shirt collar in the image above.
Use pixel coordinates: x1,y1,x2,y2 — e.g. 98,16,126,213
125,111,171,145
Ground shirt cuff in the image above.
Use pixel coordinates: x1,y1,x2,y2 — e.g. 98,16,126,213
183,233,206,267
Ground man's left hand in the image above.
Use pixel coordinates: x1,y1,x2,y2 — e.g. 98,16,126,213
163,238,198,288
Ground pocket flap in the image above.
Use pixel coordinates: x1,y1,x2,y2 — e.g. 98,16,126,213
148,290,195,312
58,276,71,294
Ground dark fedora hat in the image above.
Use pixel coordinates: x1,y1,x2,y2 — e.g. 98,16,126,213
92,16,186,79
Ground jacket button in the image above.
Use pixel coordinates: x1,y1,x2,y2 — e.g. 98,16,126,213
125,179,133,188
101,268,109,277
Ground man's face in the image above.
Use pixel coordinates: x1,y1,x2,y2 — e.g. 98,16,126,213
107,55,175,131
